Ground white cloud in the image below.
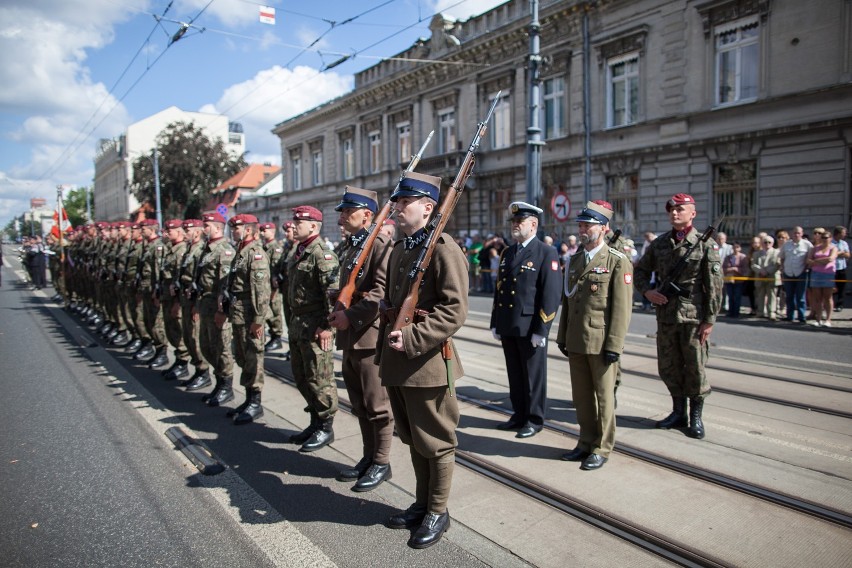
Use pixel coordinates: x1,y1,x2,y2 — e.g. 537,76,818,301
429,0,509,21
200,64,353,164
177,0,260,27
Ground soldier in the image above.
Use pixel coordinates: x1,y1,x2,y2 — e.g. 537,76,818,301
556,201,633,471
192,212,236,405
110,221,134,347
328,187,395,491
259,222,286,353
377,172,468,549
286,206,339,452
490,202,562,439
222,214,271,424
160,219,190,381
177,219,210,387
123,222,148,352
633,193,723,439
278,220,296,361
135,219,168,368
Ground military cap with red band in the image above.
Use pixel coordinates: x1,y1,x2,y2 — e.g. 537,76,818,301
164,219,184,230
114,221,131,229
202,212,227,224
665,193,695,211
229,213,258,226
182,219,203,229
293,205,323,222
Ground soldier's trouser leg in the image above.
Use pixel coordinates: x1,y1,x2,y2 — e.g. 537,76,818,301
568,353,617,458
180,299,208,371
142,295,166,348
387,385,459,514
656,322,710,399
133,293,151,340
342,348,393,464
290,338,338,420
163,297,188,362
199,298,233,379
233,321,265,391
267,292,283,338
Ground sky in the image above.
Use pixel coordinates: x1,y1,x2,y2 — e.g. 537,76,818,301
0,0,508,227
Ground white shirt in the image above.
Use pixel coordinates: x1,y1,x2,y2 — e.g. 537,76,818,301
780,239,813,276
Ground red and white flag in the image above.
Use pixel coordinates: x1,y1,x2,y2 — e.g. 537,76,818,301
53,207,72,233
259,5,275,25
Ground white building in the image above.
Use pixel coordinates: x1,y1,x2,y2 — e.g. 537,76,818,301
93,106,245,220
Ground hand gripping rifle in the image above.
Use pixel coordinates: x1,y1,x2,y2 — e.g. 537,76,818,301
220,234,244,316
333,130,434,311
657,214,725,299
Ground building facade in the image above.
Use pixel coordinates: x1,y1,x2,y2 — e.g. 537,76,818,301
93,106,246,221
272,0,852,243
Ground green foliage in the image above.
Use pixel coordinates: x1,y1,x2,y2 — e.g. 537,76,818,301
63,186,92,227
131,122,246,219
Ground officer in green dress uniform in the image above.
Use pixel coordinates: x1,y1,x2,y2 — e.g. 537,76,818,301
556,200,633,471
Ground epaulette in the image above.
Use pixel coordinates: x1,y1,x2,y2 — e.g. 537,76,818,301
608,247,626,259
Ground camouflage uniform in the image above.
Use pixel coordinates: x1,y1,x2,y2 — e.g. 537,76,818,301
228,238,270,391
178,236,209,377
162,238,189,364
195,236,235,382
263,238,285,340
129,238,150,343
138,236,167,352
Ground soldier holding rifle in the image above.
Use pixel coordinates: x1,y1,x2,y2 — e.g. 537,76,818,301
634,193,723,439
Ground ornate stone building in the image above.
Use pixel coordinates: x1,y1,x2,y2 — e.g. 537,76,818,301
272,0,852,243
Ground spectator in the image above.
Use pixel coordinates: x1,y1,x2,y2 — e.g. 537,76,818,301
479,234,505,294
565,234,579,256
779,226,813,323
774,231,789,318
744,235,762,315
543,235,554,247
751,235,780,319
806,227,837,326
832,226,849,311
558,243,571,268
380,219,397,240
468,234,483,292
716,232,733,312
488,247,500,291
723,243,747,317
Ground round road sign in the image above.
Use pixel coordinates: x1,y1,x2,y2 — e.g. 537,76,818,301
551,192,571,222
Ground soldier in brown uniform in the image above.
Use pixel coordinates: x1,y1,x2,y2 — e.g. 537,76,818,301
178,219,210,387
286,206,340,452
328,187,395,492
221,214,271,425
160,219,190,381
556,201,633,471
135,219,168,367
259,222,286,353
377,172,468,549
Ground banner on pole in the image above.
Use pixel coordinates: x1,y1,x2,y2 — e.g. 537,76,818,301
259,6,276,25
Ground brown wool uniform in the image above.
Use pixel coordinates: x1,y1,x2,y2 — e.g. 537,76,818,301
162,239,189,363
227,238,271,391
376,233,468,514
556,247,633,458
195,237,235,380
336,231,394,465
138,237,167,349
179,239,208,372
264,239,285,339
287,238,339,420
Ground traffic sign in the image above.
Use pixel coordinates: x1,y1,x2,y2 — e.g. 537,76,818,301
551,192,571,222
216,203,229,220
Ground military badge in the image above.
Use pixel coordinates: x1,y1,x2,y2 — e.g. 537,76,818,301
254,254,264,260
551,260,559,271
590,283,599,292
591,266,610,274
624,274,633,284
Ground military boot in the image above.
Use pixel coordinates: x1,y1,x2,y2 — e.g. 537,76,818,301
98,321,113,336
147,347,169,369
161,361,180,377
234,390,263,425
207,376,234,407
133,340,155,361
124,337,142,352
300,417,334,452
201,376,223,403
289,411,319,444
264,336,282,353
164,362,189,381
185,369,211,391
112,331,131,347
106,327,120,340
686,397,706,439
655,396,688,429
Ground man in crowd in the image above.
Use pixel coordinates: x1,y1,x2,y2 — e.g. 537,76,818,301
160,219,190,381
177,219,211,387
832,226,849,311
779,226,812,323
136,219,168,368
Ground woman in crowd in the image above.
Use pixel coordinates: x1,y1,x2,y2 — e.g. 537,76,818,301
723,242,748,318
774,230,789,319
806,227,838,327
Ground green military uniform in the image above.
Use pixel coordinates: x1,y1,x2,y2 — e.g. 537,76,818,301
161,232,189,366
228,236,270,392
138,232,167,358
129,237,150,344
178,226,209,382
194,233,235,390
113,230,133,339
263,238,285,340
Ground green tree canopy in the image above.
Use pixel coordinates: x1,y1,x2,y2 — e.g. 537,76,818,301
63,186,92,228
131,122,246,219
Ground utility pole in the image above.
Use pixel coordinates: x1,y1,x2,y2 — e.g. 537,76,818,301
153,148,163,227
85,186,92,223
526,0,545,229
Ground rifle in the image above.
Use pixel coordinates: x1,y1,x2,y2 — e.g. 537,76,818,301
334,130,434,311
187,238,208,301
220,234,244,316
173,242,193,297
608,229,622,247
657,214,725,299
133,241,145,290
153,238,168,299
393,92,501,332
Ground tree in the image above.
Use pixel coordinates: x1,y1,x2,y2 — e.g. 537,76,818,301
131,122,246,219
63,186,92,227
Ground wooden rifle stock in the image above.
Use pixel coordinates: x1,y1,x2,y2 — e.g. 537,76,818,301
334,130,434,311
392,92,502,332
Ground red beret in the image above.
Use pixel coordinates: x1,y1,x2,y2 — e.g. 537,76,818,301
164,219,184,230
95,221,109,229
229,214,258,226
666,193,695,211
258,222,275,230
130,222,142,230
202,212,227,224
139,218,159,227
591,199,614,211
293,206,322,222
115,221,131,229
282,220,294,229
182,219,203,229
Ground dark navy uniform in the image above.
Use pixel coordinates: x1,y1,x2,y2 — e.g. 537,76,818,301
490,202,562,436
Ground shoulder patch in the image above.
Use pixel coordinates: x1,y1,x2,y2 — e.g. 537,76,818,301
224,250,233,256
624,273,633,285
324,253,334,260
254,254,264,260
551,260,559,271
608,247,625,259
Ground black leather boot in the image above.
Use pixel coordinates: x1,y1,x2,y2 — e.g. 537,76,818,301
686,397,706,439
125,337,143,352
164,362,189,381
106,327,120,340
234,390,263,425
289,411,319,444
655,396,688,429
337,457,372,482
207,376,234,407
98,321,113,336
264,336,282,352
161,361,179,376
111,331,131,347
147,347,169,369
133,341,155,361
185,369,212,391
300,417,334,452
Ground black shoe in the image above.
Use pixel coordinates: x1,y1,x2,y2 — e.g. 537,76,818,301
300,419,334,452
686,397,706,439
580,454,608,471
160,361,179,376
408,512,450,549
147,348,169,369
561,447,590,462
134,343,155,361
125,338,143,352
234,391,263,425
388,503,428,530
496,418,523,431
98,322,113,336
185,371,212,391
515,423,542,439
225,397,250,416
264,337,283,353
163,364,189,381
112,332,131,347
352,463,391,492
208,385,234,407
106,327,120,340
337,457,372,482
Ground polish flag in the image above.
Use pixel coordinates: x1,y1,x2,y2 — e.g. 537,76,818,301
259,6,275,25
53,207,72,233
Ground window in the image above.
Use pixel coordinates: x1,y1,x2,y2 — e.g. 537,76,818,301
290,151,301,191
606,174,639,238
490,93,511,149
397,123,411,165
715,17,759,106
342,138,354,180
311,149,322,186
438,109,456,154
607,53,639,128
369,131,382,174
714,162,756,240
543,77,566,139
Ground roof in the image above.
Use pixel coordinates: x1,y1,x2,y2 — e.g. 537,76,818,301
211,164,280,195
